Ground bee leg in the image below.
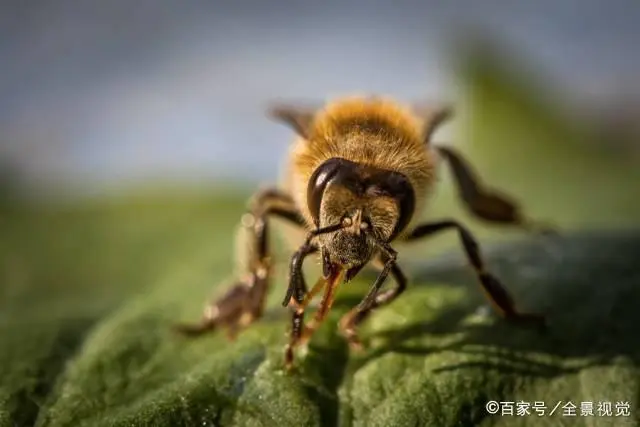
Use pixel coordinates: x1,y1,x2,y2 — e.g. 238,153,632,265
286,271,343,369
174,278,250,336
283,242,318,369
176,188,306,338
299,275,340,343
286,276,326,314
436,146,555,235
339,257,406,351
406,220,547,329
283,222,347,369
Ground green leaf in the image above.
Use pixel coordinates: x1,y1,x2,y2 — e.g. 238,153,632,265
2,225,639,426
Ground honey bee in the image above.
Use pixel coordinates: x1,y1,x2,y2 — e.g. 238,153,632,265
177,96,551,369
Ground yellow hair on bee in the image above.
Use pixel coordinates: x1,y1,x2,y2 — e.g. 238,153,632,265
280,95,441,237
314,96,425,143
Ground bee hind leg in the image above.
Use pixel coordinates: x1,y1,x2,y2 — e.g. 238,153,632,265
176,188,306,339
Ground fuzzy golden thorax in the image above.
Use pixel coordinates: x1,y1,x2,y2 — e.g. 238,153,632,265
272,96,450,240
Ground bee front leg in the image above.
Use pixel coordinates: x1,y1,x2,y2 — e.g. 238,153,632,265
436,146,555,234
339,252,406,351
175,189,306,339
283,241,317,368
283,222,346,369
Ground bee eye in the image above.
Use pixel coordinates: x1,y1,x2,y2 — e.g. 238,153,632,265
360,221,369,230
342,216,353,226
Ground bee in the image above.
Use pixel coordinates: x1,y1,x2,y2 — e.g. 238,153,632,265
177,96,551,369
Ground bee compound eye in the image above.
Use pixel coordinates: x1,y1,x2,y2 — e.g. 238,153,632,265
342,216,353,226
360,221,369,230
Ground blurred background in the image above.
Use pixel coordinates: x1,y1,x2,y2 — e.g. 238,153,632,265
1,0,639,317
2,0,639,198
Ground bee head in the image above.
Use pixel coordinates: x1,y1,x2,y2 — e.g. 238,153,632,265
308,158,415,270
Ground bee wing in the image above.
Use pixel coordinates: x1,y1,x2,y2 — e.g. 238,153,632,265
267,98,453,142
267,100,323,139
410,102,454,142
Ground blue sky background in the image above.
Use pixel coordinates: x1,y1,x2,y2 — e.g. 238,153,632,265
1,0,639,193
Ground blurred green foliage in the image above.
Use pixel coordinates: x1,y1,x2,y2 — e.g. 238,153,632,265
1,46,639,426
456,42,640,229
